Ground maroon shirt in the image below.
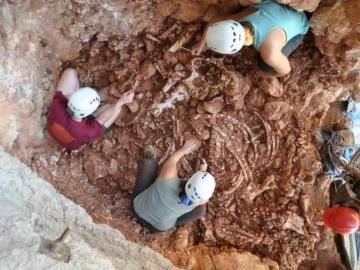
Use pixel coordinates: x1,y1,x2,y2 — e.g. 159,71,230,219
47,91,104,150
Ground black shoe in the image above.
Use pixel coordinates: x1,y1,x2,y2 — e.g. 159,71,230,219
144,145,157,160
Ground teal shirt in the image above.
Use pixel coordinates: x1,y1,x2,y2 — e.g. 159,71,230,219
240,0,309,50
133,177,196,231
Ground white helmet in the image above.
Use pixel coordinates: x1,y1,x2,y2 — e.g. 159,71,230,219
185,171,216,203
68,87,100,118
206,20,245,54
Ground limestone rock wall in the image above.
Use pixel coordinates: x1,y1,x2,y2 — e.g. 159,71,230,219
0,146,179,270
0,0,158,152
156,0,320,23
238,0,320,11
310,0,360,90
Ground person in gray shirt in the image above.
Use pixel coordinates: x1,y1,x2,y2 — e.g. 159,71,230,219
131,139,216,232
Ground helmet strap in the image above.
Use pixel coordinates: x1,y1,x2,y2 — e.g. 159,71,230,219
179,190,193,206
67,106,75,116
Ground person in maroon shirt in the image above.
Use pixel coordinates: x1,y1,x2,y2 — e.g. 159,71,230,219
47,68,134,150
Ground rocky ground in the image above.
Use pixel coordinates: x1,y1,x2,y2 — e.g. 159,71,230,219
2,0,360,269
26,20,344,270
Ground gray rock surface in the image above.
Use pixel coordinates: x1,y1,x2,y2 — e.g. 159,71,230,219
0,146,179,270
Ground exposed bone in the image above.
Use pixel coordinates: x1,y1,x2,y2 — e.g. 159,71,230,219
169,25,200,53
211,126,252,193
251,109,275,165
300,193,313,227
162,64,188,93
283,212,305,235
183,58,202,88
236,228,258,240
223,173,243,195
145,33,162,44
284,143,296,178
222,115,260,163
160,23,179,40
162,79,178,93
159,143,173,165
245,175,276,201
151,84,189,117
155,136,166,145
154,61,167,78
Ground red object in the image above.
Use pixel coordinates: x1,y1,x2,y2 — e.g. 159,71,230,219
47,91,104,150
323,206,360,235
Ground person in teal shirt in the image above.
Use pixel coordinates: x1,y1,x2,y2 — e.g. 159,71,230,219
192,0,309,77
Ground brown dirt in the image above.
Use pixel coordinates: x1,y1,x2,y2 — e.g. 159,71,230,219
15,16,348,270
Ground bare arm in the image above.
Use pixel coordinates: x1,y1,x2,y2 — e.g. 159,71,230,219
259,30,291,76
192,7,257,55
158,139,201,181
101,100,125,128
96,91,134,128
158,149,186,181
259,49,291,76
56,68,80,99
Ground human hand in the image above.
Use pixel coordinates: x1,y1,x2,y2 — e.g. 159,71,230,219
119,91,134,105
191,41,205,56
181,138,201,155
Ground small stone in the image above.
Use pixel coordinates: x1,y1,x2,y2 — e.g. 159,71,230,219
258,77,284,97
203,96,224,114
199,129,210,140
108,159,119,176
126,100,140,114
102,140,114,156
83,151,107,183
197,103,205,114
140,59,156,80
263,101,289,121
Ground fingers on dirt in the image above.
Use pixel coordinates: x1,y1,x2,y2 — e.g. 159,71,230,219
189,138,202,151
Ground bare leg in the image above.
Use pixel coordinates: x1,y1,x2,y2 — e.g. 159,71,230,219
56,68,80,98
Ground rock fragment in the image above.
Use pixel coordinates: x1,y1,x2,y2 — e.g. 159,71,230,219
108,159,119,176
83,151,107,183
140,59,157,80
258,77,284,97
263,101,290,121
126,100,140,114
283,212,305,235
203,96,224,114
